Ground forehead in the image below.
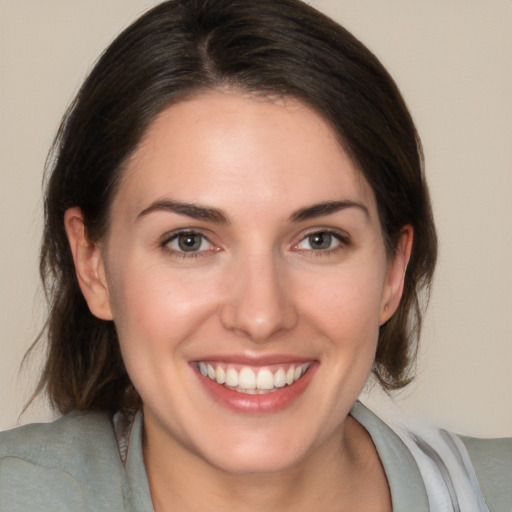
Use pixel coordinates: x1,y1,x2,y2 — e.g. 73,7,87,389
114,92,376,220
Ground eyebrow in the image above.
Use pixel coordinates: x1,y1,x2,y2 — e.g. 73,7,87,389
289,200,369,222
137,199,230,224
136,198,369,224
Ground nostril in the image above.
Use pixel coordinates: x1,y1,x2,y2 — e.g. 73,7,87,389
219,299,297,342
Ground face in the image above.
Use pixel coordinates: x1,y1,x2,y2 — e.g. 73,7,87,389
69,92,410,474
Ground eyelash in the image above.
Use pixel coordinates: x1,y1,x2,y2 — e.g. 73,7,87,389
161,230,216,259
160,229,350,259
293,229,350,256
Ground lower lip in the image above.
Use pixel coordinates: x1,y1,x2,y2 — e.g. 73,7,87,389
195,364,317,415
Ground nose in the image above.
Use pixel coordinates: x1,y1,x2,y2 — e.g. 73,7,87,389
219,252,298,342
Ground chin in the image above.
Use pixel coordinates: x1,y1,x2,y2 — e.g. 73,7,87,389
198,434,311,475
184,408,336,476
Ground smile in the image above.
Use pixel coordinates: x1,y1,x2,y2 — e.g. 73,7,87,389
197,362,311,394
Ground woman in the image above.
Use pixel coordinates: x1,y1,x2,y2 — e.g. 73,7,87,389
0,0,510,510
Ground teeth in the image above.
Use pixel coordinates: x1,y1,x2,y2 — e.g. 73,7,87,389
215,366,226,384
274,368,286,388
199,362,208,377
239,367,256,390
225,368,239,387
198,362,311,393
256,368,274,390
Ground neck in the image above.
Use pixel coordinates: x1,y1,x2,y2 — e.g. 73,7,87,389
143,415,391,512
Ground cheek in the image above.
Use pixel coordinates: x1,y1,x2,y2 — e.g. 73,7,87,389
106,263,221,401
107,260,222,349
294,259,387,337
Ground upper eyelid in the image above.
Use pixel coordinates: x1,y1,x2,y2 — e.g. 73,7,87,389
161,228,212,243
294,227,350,243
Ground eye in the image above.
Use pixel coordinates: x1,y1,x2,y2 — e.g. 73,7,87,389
295,230,347,252
164,231,213,254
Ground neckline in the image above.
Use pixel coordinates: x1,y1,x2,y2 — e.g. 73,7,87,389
122,403,429,512
350,401,429,511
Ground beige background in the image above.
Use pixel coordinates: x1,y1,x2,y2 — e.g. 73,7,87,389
1,1,511,435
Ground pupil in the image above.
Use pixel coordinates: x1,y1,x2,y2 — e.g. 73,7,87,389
178,234,201,251
310,233,331,249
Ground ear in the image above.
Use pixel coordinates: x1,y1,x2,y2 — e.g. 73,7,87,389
64,207,113,321
379,225,413,325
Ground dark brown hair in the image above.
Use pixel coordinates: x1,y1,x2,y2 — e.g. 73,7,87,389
34,0,437,414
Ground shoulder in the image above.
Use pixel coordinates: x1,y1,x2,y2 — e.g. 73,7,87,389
0,410,120,470
459,435,512,512
0,411,126,511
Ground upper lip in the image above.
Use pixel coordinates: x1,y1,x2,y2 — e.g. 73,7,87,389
191,353,315,366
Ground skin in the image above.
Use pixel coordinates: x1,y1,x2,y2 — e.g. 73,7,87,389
65,92,412,511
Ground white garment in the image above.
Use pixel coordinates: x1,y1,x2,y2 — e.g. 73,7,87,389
358,395,489,512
